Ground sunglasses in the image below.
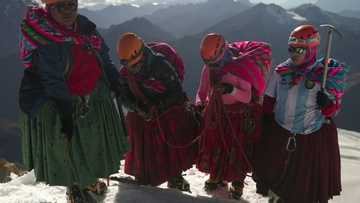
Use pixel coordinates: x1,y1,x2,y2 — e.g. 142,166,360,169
288,46,307,55
52,1,77,13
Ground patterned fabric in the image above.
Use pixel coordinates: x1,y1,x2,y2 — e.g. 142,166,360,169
226,41,272,96
267,57,349,135
275,57,349,100
266,66,324,135
20,7,102,68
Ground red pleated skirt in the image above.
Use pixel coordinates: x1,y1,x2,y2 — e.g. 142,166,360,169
196,102,262,182
253,117,341,203
124,104,199,186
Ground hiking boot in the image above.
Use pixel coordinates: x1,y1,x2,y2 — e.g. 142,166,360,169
86,180,108,195
167,175,191,192
229,181,243,200
66,184,85,203
268,190,283,203
256,183,269,196
204,179,227,191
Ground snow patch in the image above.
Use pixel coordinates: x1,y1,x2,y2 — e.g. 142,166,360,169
0,166,268,203
287,11,307,21
0,170,67,203
1,130,359,202
130,4,140,8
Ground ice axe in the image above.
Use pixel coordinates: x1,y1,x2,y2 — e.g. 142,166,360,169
320,24,343,90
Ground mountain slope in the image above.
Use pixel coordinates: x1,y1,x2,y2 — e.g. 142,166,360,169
79,3,165,28
316,0,360,13
0,0,26,58
0,53,23,120
145,0,252,38
338,9,360,19
0,53,23,163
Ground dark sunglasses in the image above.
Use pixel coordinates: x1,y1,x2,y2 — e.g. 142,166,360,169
52,1,77,13
288,46,307,55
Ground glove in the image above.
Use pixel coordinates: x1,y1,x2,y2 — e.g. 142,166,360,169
215,83,234,94
316,91,333,108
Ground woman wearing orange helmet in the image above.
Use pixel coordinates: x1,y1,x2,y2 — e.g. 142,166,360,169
196,33,272,199
19,0,128,201
253,25,349,203
116,32,199,191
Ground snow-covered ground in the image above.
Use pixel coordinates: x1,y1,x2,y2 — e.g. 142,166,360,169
1,129,359,203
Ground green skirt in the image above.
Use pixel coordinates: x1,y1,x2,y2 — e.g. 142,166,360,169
20,82,129,188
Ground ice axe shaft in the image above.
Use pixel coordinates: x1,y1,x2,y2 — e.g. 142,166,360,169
320,24,342,90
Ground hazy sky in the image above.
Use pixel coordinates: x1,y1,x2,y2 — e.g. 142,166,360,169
75,0,315,7
32,0,317,8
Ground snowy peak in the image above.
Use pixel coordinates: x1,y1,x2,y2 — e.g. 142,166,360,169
79,3,165,28
291,4,360,34
255,3,306,24
105,17,175,42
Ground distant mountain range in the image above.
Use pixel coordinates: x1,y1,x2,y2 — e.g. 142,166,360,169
80,0,253,38
79,3,166,28
1,0,360,162
339,9,360,19
316,0,360,13
145,0,252,38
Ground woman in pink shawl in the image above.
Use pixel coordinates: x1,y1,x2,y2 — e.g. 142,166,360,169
195,33,271,199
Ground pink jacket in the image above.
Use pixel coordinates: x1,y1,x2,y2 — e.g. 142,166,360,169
196,41,272,106
196,65,252,105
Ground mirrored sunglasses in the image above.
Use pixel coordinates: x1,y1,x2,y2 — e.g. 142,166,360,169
288,46,307,55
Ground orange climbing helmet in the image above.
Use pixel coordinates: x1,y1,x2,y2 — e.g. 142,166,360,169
200,33,226,64
288,24,320,48
117,32,145,67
